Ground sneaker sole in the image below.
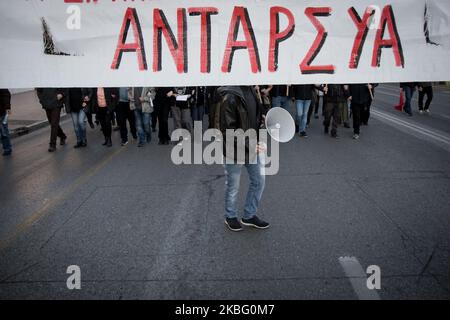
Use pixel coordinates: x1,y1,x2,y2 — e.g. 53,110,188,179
240,220,270,230
224,220,243,232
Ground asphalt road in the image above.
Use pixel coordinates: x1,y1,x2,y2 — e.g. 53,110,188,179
0,84,449,299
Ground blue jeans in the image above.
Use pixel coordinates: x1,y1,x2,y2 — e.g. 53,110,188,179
403,86,415,115
135,109,152,143
191,105,205,122
0,115,12,153
224,155,266,219
272,96,290,110
70,110,87,144
296,100,311,133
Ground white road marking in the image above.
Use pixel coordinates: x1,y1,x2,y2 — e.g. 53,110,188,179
339,256,381,300
371,109,450,147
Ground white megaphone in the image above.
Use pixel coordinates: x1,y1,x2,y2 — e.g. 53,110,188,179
265,107,296,143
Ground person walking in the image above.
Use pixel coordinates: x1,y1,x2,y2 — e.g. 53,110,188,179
400,82,417,116
171,87,195,134
154,87,172,145
349,84,373,140
117,87,137,146
129,87,156,148
64,88,90,148
36,88,68,152
0,89,12,156
323,84,349,139
292,85,315,138
214,86,270,232
93,87,119,147
418,82,433,114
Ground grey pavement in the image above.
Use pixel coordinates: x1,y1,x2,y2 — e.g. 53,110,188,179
0,84,449,299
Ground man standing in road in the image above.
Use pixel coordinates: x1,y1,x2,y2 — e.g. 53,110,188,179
214,86,270,232
36,88,68,152
0,89,12,156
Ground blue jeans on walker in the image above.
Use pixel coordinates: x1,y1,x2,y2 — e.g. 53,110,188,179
1,115,12,154
224,155,266,220
70,110,87,144
272,96,290,110
296,100,311,133
135,109,152,143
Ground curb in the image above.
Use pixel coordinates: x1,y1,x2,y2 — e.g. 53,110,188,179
10,114,69,139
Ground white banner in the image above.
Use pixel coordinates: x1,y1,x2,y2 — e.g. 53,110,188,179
0,0,449,88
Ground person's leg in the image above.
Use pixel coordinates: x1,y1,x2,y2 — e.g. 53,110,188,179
158,104,170,143
71,112,83,145
224,164,243,219
242,155,266,220
295,100,304,132
134,109,145,145
403,86,412,115
55,108,67,142
418,90,425,111
127,105,137,140
151,107,158,131
352,102,362,136
272,96,281,109
181,108,192,133
143,112,152,142
116,102,129,143
191,106,199,122
79,110,87,144
323,102,333,134
171,106,182,130
340,101,349,127
331,103,340,137
198,105,205,122
301,100,311,133
0,116,12,155
425,86,433,111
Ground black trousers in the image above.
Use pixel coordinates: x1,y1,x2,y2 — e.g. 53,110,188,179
45,108,66,147
97,107,112,140
151,105,159,130
158,103,170,142
419,86,433,111
116,101,136,142
351,102,365,135
361,100,372,125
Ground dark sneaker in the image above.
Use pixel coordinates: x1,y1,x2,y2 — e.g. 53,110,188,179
74,142,83,149
2,151,12,156
48,145,56,153
225,218,243,232
324,127,329,135
331,132,339,139
81,142,88,148
137,142,145,148
299,131,308,138
241,216,270,229
121,140,129,146
60,137,67,146
344,123,351,129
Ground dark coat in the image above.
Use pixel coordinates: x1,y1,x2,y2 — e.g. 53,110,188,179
349,84,372,105
0,89,11,117
36,88,65,110
291,85,314,101
90,88,119,113
215,86,263,163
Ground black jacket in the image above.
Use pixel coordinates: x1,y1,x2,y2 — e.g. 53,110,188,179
63,88,93,113
325,85,349,103
0,89,11,117
349,84,372,105
291,85,314,101
36,88,65,110
215,86,263,163
271,85,290,97
90,88,119,113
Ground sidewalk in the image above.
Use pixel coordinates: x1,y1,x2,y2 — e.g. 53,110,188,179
9,90,68,138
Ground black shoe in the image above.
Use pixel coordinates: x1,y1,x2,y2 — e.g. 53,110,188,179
344,123,351,129
299,131,308,138
106,139,112,147
60,137,67,146
81,142,88,148
2,151,12,156
74,142,83,149
324,127,329,135
102,140,108,146
48,145,56,152
331,131,339,138
241,216,270,230
121,140,129,146
225,218,243,232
